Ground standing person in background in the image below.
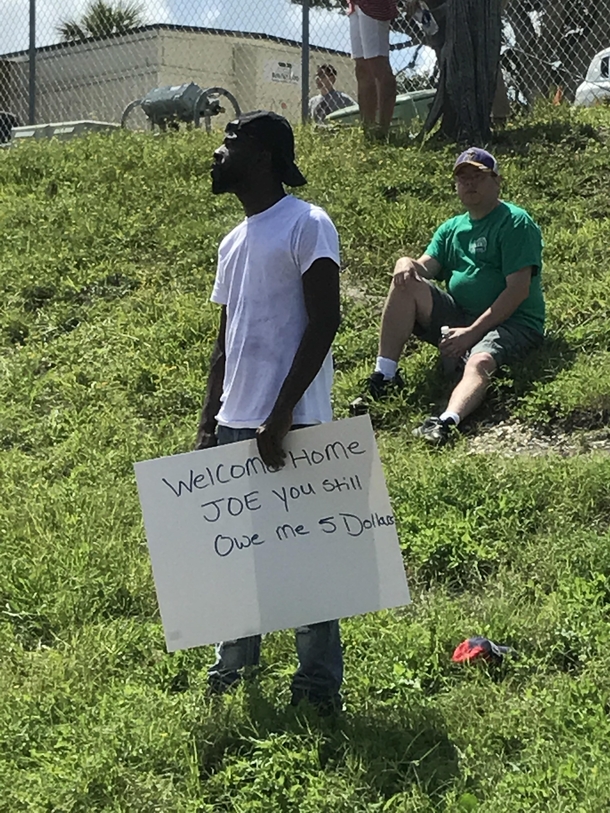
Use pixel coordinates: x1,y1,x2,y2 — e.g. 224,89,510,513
348,0,398,137
309,64,356,124
196,110,344,714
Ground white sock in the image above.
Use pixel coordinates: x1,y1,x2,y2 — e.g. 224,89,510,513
439,410,460,426
374,357,398,380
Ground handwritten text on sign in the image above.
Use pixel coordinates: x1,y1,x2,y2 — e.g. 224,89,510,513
134,416,410,651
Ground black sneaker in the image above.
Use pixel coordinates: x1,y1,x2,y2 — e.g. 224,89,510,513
207,674,241,696
412,416,456,447
290,691,344,717
349,370,405,416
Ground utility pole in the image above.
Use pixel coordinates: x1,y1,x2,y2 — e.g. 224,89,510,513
29,0,36,125
301,0,310,124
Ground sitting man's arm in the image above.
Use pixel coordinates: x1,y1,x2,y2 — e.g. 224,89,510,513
392,253,441,285
441,266,533,359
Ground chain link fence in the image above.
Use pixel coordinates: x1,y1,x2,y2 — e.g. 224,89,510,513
0,1,608,137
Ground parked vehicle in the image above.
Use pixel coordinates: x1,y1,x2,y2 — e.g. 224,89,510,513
575,48,610,106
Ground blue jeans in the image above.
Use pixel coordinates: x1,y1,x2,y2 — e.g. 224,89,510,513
207,426,344,703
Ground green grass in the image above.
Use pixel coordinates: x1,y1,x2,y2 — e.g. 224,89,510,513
1,103,610,811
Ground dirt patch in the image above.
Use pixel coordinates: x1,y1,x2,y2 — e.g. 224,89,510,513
344,284,385,311
466,421,610,457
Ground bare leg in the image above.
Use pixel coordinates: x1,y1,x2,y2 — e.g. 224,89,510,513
368,56,396,134
445,353,497,420
378,276,434,361
355,58,378,127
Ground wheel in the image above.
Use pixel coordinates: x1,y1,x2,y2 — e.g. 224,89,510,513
120,99,153,132
193,87,241,133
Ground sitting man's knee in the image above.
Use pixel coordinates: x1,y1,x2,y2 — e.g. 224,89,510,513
390,276,416,294
466,352,497,377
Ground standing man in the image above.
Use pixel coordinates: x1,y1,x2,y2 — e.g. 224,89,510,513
309,63,356,124
195,111,343,712
348,0,398,137
351,148,545,445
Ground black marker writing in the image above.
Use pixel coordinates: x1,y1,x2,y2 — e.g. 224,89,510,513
322,474,363,494
162,456,270,497
201,491,261,522
318,512,394,537
340,512,395,536
288,439,366,470
214,532,265,557
276,523,310,541
272,483,316,513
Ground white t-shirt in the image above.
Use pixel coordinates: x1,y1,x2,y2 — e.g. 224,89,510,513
211,195,340,428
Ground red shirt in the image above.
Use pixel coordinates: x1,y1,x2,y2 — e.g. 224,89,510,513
348,0,398,21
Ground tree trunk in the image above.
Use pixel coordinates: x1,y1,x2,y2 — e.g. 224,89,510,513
423,0,503,143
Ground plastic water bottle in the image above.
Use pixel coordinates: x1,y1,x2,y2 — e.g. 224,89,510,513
413,1,439,37
440,325,462,377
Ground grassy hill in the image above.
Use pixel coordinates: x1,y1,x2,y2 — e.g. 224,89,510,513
1,105,610,812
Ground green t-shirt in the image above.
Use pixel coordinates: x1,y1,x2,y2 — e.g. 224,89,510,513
425,201,545,333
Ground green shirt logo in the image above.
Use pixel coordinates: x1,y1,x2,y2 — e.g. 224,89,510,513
469,237,487,254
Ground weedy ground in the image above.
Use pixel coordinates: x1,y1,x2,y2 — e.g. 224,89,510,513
1,104,609,812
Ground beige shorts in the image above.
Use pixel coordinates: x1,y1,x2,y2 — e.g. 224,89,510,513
350,7,390,60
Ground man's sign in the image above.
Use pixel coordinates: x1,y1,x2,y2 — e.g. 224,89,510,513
134,415,410,651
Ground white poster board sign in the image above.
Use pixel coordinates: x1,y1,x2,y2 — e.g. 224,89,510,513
134,416,410,651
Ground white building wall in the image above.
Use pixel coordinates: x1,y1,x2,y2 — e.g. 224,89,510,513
158,30,355,123
2,27,356,127
7,29,160,124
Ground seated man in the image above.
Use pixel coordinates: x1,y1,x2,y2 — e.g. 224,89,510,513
352,148,545,446
309,63,356,124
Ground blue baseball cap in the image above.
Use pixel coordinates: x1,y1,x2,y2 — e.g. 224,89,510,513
454,147,499,175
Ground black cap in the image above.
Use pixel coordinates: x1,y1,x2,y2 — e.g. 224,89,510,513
225,110,307,187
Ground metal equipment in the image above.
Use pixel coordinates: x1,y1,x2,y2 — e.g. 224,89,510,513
121,82,241,133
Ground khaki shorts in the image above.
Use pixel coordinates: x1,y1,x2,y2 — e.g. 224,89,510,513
413,281,544,368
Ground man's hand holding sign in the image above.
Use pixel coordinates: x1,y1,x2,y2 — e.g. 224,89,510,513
135,418,410,692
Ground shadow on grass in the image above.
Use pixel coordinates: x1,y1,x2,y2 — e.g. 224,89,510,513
334,708,459,802
490,117,601,153
415,112,601,155
195,682,459,804
458,332,578,428
510,333,578,393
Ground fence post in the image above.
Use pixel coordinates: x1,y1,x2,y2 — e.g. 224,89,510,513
29,0,36,125
301,0,310,124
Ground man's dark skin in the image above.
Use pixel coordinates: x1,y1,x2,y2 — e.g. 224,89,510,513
195,129,341,470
